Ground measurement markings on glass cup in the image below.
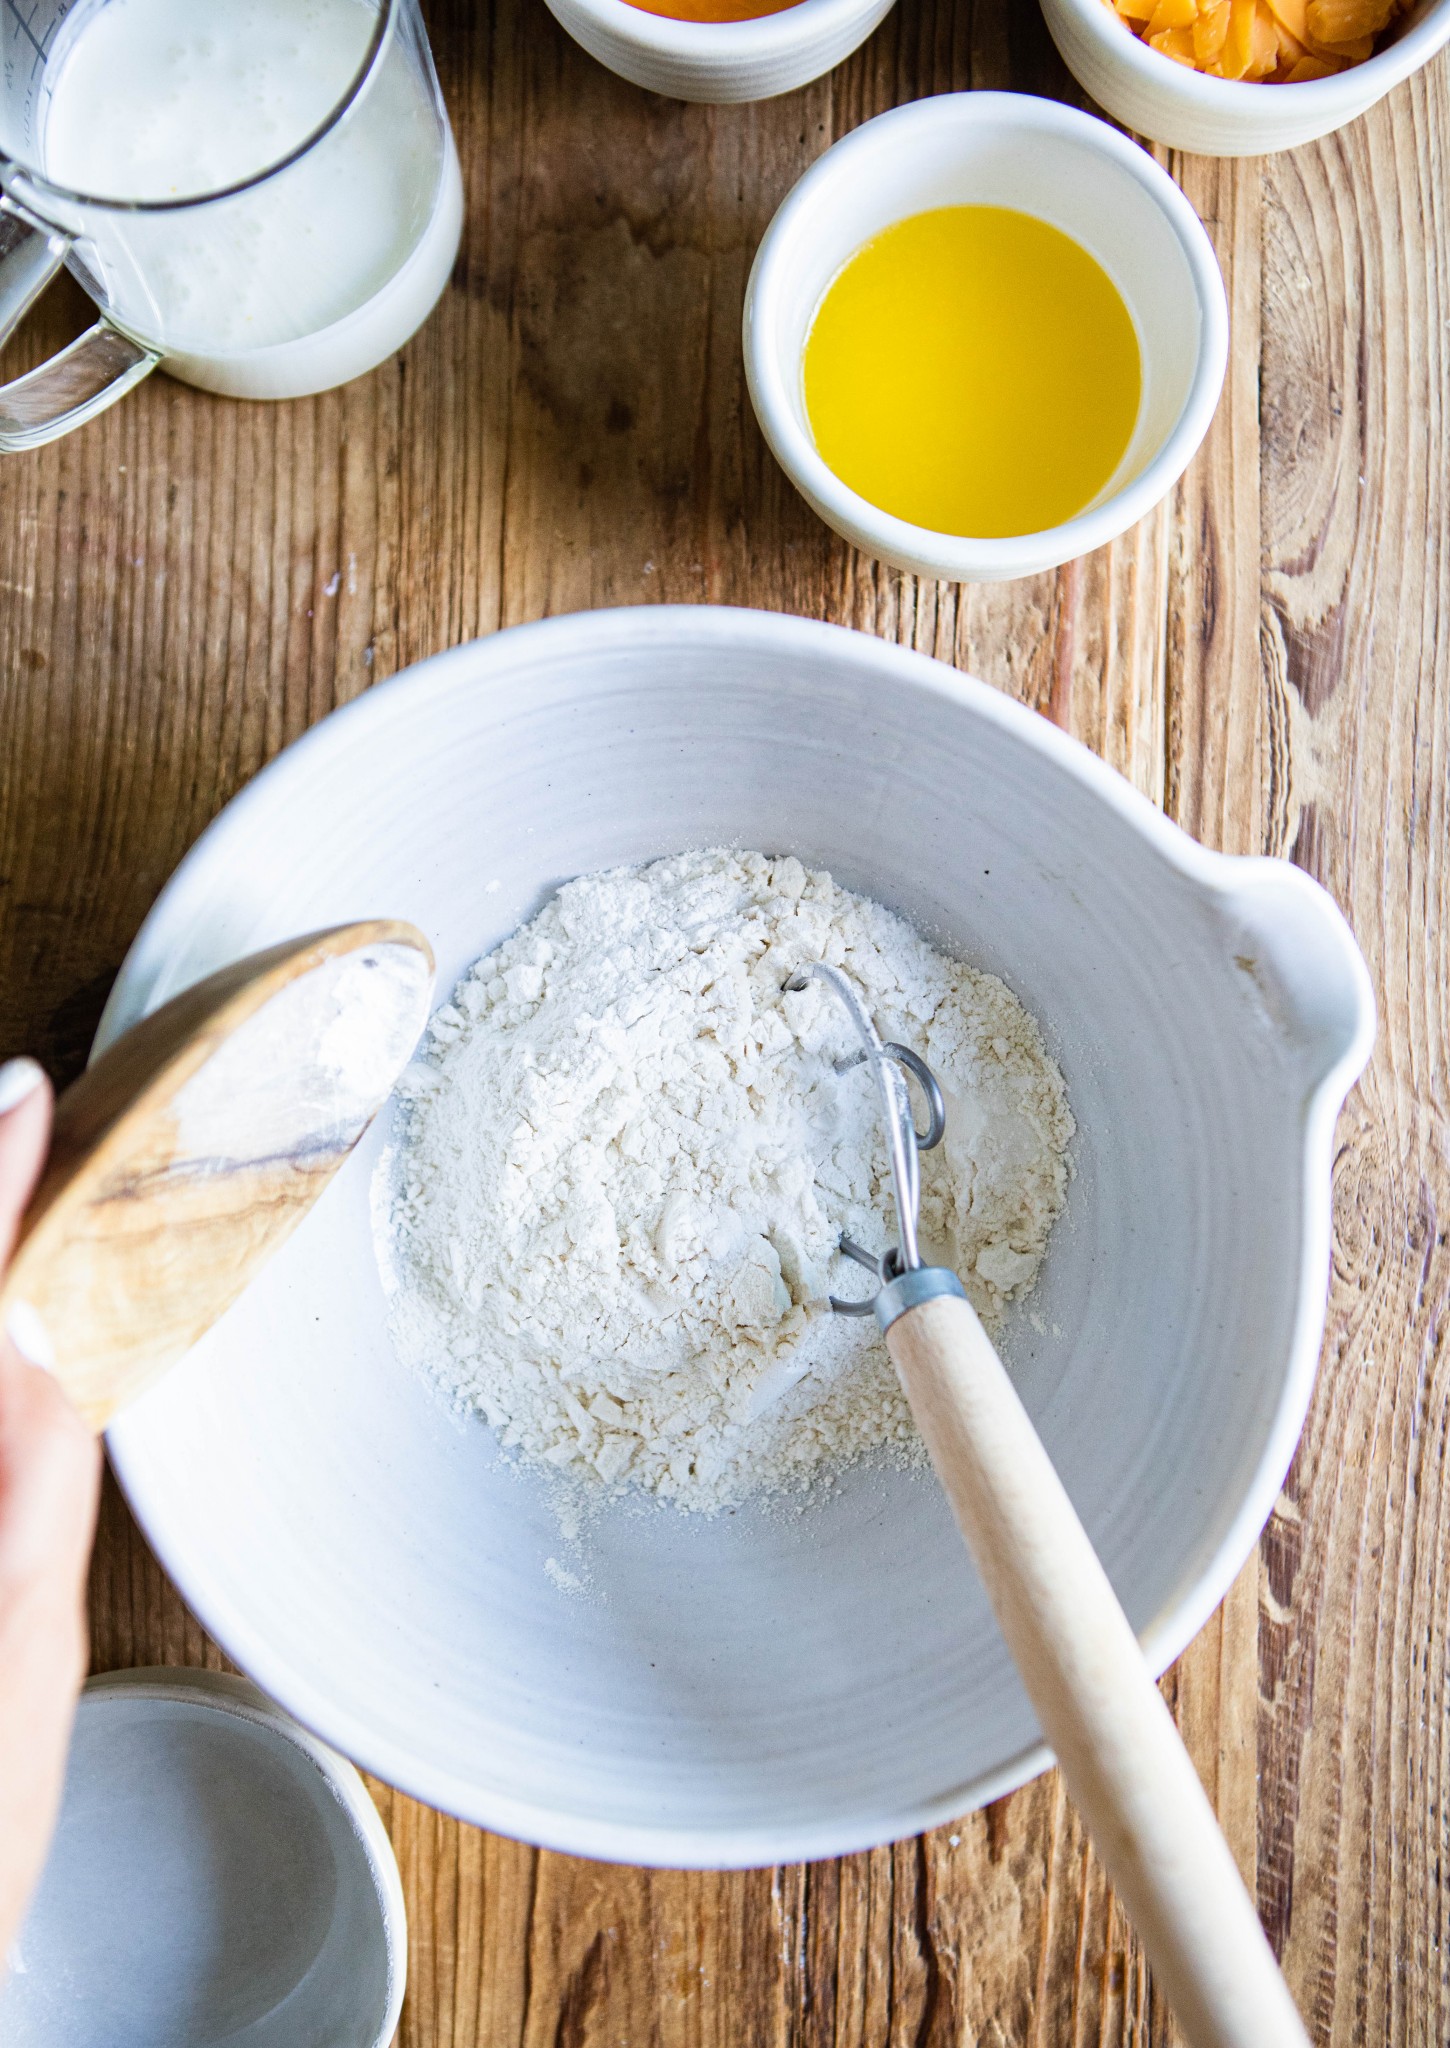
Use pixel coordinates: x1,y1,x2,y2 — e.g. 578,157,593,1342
3,0,60,141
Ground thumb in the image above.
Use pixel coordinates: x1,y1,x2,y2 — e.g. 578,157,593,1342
0,1059,53,1274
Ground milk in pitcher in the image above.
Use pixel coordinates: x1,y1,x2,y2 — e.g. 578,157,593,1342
40,0,461,397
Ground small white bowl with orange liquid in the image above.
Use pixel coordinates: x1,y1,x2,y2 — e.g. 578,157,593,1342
743,93,1228,584
544,0,897,101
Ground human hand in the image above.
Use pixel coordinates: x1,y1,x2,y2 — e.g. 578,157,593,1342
0,1059,101,1964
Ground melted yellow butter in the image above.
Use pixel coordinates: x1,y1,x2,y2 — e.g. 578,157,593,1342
803,206,1142,540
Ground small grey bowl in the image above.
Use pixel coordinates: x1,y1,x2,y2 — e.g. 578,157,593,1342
0,1669,406,2048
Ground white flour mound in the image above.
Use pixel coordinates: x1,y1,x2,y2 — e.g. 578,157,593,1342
380,850,1074,1511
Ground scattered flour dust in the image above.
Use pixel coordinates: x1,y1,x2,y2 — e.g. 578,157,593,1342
378,849,1073,1515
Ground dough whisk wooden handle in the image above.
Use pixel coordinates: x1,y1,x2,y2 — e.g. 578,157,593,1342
883,1282,1309,2048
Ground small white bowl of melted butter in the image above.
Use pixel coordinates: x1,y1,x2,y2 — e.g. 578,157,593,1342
745,92,1228,584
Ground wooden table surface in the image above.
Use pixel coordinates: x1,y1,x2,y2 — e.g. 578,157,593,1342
1,4,1445,2042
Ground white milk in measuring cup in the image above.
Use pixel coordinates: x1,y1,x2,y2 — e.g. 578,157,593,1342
35,0,462,398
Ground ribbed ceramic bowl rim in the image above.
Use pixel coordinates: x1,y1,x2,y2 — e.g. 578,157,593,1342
1050,0,1450,113
72,1668,406,2044
743,94,1230,581
103,606,1374,1869
550,0,885,55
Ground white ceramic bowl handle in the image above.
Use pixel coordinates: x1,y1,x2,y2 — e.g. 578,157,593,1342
1215,858,1376,1088
885,1287,1311,2048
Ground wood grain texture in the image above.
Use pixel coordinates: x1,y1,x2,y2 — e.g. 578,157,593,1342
1,2,1444,2042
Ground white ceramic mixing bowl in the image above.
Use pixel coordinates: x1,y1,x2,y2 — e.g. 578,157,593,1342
100,606,1372,1868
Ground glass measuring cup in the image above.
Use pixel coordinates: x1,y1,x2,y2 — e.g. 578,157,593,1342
0,0,462,450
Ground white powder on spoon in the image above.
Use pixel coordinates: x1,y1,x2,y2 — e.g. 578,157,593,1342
379,849,1073,1512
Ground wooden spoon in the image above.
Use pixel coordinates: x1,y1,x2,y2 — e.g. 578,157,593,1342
0,921,435,1431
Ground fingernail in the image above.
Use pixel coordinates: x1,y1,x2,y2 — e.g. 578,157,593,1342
5,1301,55,1373
0,1058,45,1116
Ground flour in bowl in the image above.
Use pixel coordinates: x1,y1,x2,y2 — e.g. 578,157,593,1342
378,849,1073,1511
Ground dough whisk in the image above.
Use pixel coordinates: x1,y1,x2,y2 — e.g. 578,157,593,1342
788,961,1310,2048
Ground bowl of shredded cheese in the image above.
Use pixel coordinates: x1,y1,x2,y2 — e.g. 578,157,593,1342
97,606,1372,1866
1041,0,1450,153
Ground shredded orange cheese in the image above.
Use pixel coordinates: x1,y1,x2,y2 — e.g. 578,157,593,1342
1105,0,1406,80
